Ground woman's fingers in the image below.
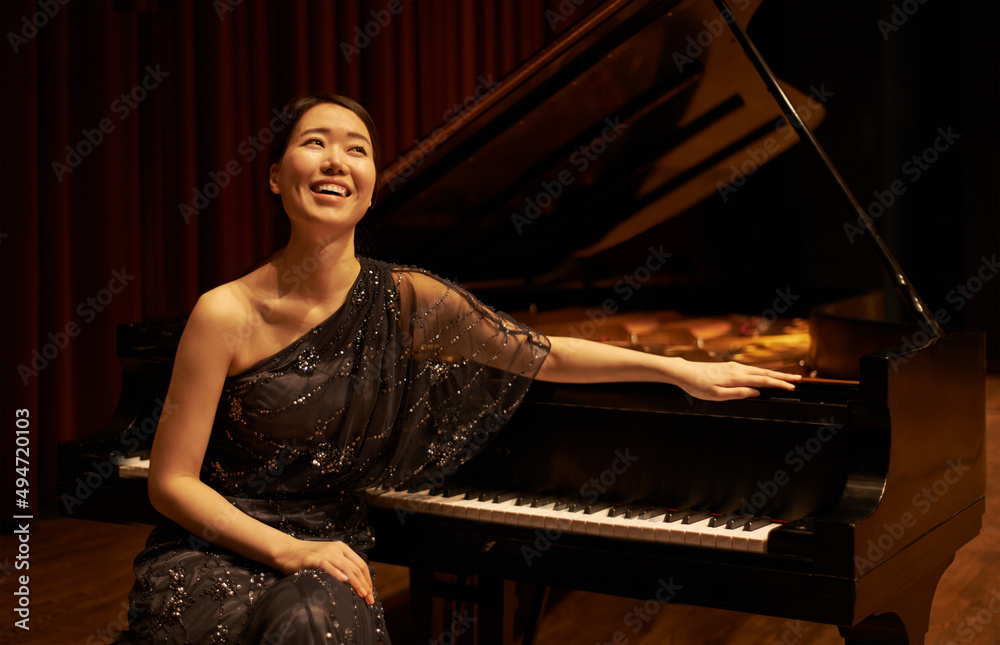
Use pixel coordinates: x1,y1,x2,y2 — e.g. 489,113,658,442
339,565,373,604
739,373,798,391
685,362,802,401
752,367,801,387
346,565,375,606
323,545,375,605
322,561,372,604
287,540,376,605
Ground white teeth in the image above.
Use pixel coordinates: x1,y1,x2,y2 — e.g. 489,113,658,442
314,184,348,196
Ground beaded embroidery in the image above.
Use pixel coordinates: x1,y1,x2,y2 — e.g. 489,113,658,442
130,256,549,643
296,348,321,373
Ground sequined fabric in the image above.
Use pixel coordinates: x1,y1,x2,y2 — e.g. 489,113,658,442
129,257,550,644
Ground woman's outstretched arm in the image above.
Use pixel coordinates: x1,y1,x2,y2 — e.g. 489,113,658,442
534,335,800,401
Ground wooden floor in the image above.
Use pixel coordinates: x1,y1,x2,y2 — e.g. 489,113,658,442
2,376,998,645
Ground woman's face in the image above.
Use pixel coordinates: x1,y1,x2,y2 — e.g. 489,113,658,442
269,103,377,234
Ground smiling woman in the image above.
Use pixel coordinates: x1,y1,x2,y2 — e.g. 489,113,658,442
270,110,375,215
125,93,798,645
268,95,383,235
125,93,555,644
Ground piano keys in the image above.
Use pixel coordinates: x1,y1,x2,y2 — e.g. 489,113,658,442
368,488,785,553
113,454,151,480
87,451,788,553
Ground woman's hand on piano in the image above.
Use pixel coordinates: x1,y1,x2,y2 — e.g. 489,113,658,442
537,336,799,400
672,360,800,401
274,538,376,606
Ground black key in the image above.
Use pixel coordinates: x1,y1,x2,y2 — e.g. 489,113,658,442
641,507,669,520
607,504,628,518
682,511,712,525
709,513,741,528
441,486,474,498
726,516,752,530
492,491,519,503
531,496,557,508
583,501,612,515
515,495,535,507
625,505,655,519
553,499,574,512
408,480,435,493
664,509,689,523
745,517,773,531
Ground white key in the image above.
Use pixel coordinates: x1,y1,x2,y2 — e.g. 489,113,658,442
640,515,675,543
744,522,783,553
599,511,633,539
459,496,502,522
699,521,739,548
524,502,558,529
570,509,609,537
116,455,150,479
371,489,433,516
681,517,715,546
424,493,472,519
478,497,519,524
529,503,578,533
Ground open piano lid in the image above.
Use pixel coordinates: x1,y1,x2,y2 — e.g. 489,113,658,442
368,0,829,286
367,0,949,379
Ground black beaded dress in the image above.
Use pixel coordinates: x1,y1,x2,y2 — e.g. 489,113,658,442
128,257,550,644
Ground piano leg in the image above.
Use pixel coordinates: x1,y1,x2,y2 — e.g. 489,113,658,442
407,568,545,644
409,567,434,643
478,576,519,644
838,555,955,645
521,585,549,645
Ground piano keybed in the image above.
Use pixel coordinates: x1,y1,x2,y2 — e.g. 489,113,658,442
371,486,784,553
103,455,783,553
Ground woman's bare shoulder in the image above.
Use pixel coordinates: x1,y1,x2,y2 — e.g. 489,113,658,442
188,271,268,333
192,284,243,321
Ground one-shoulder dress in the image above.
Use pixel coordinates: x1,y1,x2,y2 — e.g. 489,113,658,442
128,257,550,644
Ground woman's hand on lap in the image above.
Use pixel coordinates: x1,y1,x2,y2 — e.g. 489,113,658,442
276,538,375,605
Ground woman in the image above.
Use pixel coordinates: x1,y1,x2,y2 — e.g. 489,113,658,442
129,94,799,644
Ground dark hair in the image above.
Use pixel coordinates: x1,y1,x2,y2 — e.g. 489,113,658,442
268,94,383,241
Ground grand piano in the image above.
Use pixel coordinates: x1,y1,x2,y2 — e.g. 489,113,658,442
57,0,986,643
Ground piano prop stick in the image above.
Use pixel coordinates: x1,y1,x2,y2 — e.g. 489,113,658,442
713,0,945,343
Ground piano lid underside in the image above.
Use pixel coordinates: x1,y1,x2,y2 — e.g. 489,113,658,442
370,0,824,288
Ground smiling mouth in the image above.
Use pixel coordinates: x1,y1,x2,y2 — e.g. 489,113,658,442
312,184,351,197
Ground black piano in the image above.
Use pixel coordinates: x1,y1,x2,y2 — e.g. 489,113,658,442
57,0,986,643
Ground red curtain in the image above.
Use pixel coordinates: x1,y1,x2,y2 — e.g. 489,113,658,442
1,0,601,517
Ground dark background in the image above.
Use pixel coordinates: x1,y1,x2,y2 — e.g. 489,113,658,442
2,0,997,520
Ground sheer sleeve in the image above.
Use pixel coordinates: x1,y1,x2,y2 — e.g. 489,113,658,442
375,267,550,489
